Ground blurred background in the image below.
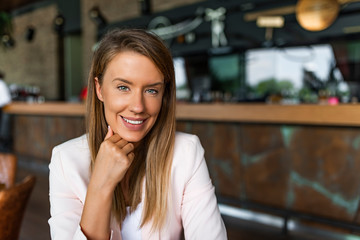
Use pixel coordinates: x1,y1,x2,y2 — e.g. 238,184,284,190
2,0,360,239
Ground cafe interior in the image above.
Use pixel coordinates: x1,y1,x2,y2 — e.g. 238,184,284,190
1,0,360,239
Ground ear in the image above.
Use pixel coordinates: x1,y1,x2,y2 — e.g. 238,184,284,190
95,77,104,102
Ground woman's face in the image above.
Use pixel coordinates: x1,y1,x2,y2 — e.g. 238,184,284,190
95,51,164,143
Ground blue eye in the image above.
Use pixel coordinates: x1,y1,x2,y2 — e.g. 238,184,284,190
146,89,158,95
118,86,129,91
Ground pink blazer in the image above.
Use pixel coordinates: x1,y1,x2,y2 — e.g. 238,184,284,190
49,132,227,239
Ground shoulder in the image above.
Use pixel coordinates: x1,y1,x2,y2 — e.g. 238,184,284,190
49,134,90,204
52,134,89,154
52,134,90,162
173,132,204,161
172,132,205,175
50,134,91,180
174,132,203,151
0,79,6,87
0,80,9,93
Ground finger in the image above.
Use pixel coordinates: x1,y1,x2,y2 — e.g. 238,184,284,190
104,125,113,140
128,152,135,161
122,143,134,154
114,138,129,148
108,133,121,143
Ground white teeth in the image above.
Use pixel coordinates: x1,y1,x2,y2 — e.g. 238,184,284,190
122,117,143,125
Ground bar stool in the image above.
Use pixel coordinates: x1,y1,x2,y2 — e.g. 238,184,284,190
0,175,36,240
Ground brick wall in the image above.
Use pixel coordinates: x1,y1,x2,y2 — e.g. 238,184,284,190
81,0,206,86
0,4,59,100
0,0,205,100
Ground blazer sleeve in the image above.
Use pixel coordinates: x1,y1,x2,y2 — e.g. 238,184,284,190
181,136,227,240
48,146,88,240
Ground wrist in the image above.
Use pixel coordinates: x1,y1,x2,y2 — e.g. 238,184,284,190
87,179,115,199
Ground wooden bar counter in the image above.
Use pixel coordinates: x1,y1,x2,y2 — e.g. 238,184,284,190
4,101,360,126
6,101,360,231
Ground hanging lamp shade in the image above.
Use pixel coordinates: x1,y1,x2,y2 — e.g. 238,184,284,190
296,0,339,31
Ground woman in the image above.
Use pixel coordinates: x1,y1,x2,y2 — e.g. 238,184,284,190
0,71,11,108
0,71,12,152
49,28,227,240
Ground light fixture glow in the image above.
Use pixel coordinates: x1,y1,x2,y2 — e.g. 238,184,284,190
256,16,284,28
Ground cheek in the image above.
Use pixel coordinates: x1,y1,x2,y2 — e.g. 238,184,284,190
149,97,163,116
103,98,126,117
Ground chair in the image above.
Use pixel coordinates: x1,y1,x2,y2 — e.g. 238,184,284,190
0,175,36,240
0,153,17,188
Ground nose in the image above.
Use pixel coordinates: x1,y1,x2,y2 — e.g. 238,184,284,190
129,90,145,114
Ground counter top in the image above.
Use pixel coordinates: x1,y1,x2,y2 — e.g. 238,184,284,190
176,103,360,126
4,102,360,126
3,102,86,116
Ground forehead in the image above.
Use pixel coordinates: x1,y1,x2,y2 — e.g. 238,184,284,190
103,51,164,82
107,51,152,68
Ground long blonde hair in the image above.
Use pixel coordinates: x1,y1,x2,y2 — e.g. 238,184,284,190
85,29,176,230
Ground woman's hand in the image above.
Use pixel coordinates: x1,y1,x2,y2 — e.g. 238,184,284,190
90,125,135,192
80,126,134,239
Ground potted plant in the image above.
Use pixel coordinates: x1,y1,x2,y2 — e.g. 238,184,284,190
0,11,13,48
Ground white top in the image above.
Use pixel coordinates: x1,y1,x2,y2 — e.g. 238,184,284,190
0,79,11,107
49,132,227,240
121,203,142,240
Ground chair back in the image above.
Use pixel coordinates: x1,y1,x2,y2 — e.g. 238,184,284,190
0,175,36,240
0,153,17,188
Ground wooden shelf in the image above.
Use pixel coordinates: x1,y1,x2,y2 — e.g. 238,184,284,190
176,103,360,126
3,102,85,116
4,102,360,126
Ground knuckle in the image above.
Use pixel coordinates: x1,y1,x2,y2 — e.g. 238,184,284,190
123,158,131,167
128,143,134,150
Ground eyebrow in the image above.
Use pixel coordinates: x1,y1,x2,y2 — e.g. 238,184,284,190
112,78,164,87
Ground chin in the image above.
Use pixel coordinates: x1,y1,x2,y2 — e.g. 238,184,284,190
119,133,146,143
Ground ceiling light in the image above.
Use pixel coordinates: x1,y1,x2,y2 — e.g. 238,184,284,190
89,6,107,28
296,0,339,31
256,16,284,28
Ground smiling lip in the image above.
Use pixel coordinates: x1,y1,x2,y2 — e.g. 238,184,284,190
121,116,145,125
